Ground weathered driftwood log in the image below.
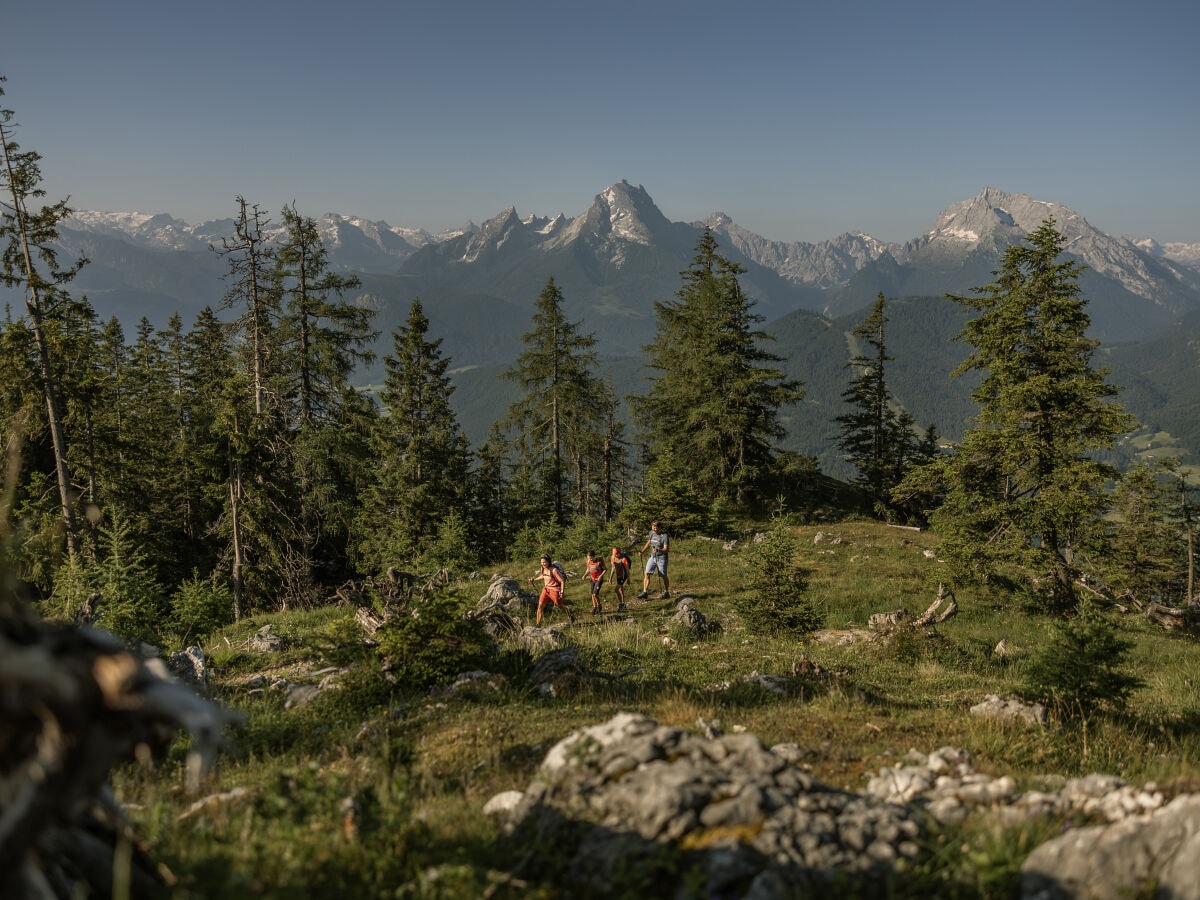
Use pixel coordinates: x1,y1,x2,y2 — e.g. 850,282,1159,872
1,591,237,899
865,585,957,635
354,604,391,639
1075,574,1198,631
1144,601,1200,631
914,583,958,627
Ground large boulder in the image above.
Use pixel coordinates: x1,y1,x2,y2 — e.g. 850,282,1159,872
477,574,537,619
1020,794,1200,900
490,712,923,897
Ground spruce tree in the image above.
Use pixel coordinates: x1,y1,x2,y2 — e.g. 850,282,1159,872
0,78,89,557
836,293,937,518
357,298,470,571
213,196,277,417
898,219,1136,612
274,204,374,426
638,229,802,508
503,277,606,524
1103,462,1180,605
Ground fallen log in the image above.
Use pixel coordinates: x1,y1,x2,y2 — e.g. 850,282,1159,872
914,583,958,627
1,591,238,898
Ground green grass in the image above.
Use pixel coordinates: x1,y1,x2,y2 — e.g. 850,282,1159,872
112,521,1200,898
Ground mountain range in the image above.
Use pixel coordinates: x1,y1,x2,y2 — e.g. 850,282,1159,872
5,183,1200,474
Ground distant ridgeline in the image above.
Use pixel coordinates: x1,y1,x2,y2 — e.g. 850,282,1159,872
14,184,1198,472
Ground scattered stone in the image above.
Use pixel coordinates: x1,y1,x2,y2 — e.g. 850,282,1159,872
667,597,710,636
166,645,209,692
516,625,567,655
969,694,1047,726
250,623,282,652
285,684,320,709
434,670,507,700
529,647,584,698
482,790,526,820
476,574,537,619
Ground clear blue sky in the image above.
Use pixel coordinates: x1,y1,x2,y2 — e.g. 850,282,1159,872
6,0,1198,243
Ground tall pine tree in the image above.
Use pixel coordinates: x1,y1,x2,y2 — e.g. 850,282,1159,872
1,78,89,558
357,298,470,571
503,277,607,524
836,293,937,518
897,219,1136,612
638,229,802,509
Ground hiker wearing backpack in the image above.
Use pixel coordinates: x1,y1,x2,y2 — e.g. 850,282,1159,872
610,546,632,611
637,520,670,600
530,554,574,626
583,550,606,615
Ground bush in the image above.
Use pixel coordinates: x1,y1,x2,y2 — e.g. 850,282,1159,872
169,571,234,642
1021,601,1143,718
734,521,822,636
372,592,493,691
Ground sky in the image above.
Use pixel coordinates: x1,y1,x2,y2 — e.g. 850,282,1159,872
5,0,1199,244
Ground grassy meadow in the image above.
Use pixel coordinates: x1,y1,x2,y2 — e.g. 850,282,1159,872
113,520,1200,898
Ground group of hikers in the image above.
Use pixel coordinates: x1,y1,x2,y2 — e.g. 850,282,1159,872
527,521,670,626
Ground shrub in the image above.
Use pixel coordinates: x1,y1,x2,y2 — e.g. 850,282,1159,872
372,592,493,691
1020,601,1143,718
169,570,234,642
734,521,822,636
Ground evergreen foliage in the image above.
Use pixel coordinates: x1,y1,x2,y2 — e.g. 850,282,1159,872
1102,461,1184,605
835,293,938,519
168,569,235,642
1021,601,1142,718
897,219,1137,612
637,229,803,509
2,80,1194,663
735,518,820,636
372,592,492,690
357,298,471,571
0,77,89,558
502,277,612,525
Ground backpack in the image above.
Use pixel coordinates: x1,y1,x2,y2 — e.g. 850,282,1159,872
551,561,567,584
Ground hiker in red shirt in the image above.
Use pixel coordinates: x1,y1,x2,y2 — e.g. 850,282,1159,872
583,549,607,615
529,554,573,626
610,546,632,612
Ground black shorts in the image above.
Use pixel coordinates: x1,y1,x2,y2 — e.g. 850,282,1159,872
589,578,604,596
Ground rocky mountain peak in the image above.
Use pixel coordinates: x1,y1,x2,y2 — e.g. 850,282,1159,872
557,180,673,247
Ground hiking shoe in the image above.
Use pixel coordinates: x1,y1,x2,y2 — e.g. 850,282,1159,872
591,607,601,616
636,591,648,599
617,603,628,612
661,591,671,600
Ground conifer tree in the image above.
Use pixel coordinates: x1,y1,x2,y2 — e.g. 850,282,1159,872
214,196,277,417
358,298,469,571
836,293,937,517
638,229,802,508
1103,462,1180,605
0,78,89,557
897,219,1136,612
274,204,374,426
503,277,606,524
272,205,377,590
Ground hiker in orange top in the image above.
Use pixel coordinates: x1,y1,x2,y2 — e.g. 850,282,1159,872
610,546,632,611
529,554,573,626
583,549,607,615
